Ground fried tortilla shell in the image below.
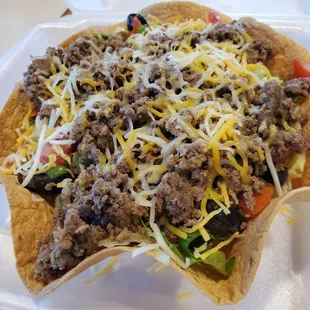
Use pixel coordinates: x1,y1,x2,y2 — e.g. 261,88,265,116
239,17,310,81
0,87,30,163
139,1,231,24
0,172,136,295
0,1,310,304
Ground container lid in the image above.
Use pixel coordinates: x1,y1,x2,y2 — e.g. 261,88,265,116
64,0,310,15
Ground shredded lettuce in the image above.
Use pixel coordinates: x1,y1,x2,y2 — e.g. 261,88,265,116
202,252,235,276
138,24,148,34
55,195,62,208
93,33,109,40
287,153,306,178
161,232,184,261
179,231,235,276
72,152,93,169
291,94,302,102
156,229,235,276
46,165,70,178
140,217,153,239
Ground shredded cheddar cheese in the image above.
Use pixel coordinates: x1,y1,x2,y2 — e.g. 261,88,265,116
85,256,119,284
177,291,194,300
163,218,188,239
200,232,241,260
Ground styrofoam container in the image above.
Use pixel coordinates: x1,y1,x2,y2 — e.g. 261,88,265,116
0,9,310,310
64,0,310,15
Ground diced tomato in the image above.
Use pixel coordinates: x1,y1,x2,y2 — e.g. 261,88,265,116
239,187,274,218
129,16,142,35
208,10,221,24
294,58,310,78
40,143,72,165
31,110,38,117
61,144,72,155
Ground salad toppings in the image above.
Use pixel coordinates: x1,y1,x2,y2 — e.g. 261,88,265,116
207,11,221,24
2,16,310,281
127,13,149,35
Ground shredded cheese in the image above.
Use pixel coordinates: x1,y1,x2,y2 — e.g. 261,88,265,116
163,218,188,239
200,232,241,260
115,130,136,175
177,291,194,300
85,256,119,284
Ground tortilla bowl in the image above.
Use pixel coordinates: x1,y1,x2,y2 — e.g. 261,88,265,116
0,1,310,305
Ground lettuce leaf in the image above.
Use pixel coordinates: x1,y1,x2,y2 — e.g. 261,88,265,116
158,229,235,276
161,232,184,261
202,252,235,276
179,232,235,276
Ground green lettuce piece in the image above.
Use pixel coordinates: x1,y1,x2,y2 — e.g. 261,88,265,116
161,232,184,261
291,94,302,102
93,33,109,40
139,217,153,239
179,231,235,276
45,165,69,179
202,251,235,276
138,24,148,34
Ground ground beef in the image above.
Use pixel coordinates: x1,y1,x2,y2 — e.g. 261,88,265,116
91,178,144,234
149,63,162,83
71,111,115,164
38,104,54,118
35,205,105,281
216,85,232,99
182,68,203,87
145,33,172,57
93,62,134,91
23,56,52,109
115,86,159,104
63,37,92,67
246,143,267,176
35,165,147,281
223,166,264,210
156,172,205,224
78,83,95,100
119,96,150,125
90,32,129,57
105,31,129,51
147,33,170,44
157,116,182,137
27,57,51,76
242,80,300,138
284,78,310,98
270,130,305,164
77,130,104,164
70,116,86,143
247,38,272,64
46,47,64,62
207,23,238,42
138,144,161,165
168,142,210,177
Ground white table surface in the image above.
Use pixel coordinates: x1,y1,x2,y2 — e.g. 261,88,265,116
67,0,310,15
0,0,66,58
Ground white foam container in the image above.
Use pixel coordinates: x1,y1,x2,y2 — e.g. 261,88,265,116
0,3,310,310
